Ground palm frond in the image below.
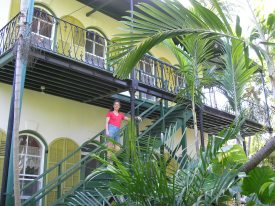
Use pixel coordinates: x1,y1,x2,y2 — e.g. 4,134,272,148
108,0,238,79
218,40,258,111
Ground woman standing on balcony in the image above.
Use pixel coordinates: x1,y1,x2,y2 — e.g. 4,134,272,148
105,100,141,151
106,100,127,148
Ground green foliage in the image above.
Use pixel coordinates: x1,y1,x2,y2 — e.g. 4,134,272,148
212,144,248,174
80,119,246,205
241,166,275,204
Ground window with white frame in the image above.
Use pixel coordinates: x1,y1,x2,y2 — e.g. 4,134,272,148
85,30,107,68
31,7,54,50
19,133,45,206
139,56,156,101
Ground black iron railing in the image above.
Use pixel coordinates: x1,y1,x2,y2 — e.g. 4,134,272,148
0,11,271,127
0,13,20,56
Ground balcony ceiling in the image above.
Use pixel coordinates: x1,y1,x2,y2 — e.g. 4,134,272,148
77,0,159,20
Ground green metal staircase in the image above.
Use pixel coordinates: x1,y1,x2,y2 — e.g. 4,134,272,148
55,105,192,206
20,101,192,206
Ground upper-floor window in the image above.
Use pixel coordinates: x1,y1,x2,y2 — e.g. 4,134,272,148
139,56,156,101
31,7,54,50
139,56,156,85
85,30,107,68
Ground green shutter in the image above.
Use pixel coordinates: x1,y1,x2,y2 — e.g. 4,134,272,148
46,138,80,206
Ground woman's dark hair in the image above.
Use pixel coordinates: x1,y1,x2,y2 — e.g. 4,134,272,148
110,99,121,111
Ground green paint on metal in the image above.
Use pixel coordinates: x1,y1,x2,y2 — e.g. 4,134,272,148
5,2,37,204
0,52,14,68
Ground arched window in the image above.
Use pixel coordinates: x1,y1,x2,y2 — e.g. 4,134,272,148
85,30,107,68
31,7,55,50
19,132,46,205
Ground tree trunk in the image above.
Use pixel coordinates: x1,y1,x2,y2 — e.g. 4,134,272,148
192,100,200,155
240,136,275,173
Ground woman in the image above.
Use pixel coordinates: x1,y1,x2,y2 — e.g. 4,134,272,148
105,100,141,150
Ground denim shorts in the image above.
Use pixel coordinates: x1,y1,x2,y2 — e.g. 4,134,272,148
108,124,121,142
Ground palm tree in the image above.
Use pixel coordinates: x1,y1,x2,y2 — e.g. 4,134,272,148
217,39,258,143
164,37,217,154
67,120,244,205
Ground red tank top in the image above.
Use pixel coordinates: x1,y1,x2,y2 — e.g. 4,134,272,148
106,111,125,128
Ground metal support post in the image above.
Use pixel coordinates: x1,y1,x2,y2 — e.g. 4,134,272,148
1,0,34,205
160,100,165,155
199,106,205,151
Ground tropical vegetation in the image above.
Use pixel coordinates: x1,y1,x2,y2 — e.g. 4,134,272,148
97,0,275,205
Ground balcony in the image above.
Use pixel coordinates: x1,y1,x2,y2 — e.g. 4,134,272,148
0,11,272,135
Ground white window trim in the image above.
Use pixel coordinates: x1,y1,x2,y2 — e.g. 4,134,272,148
85,30,107,66
19,132,45,206
32,6,55,50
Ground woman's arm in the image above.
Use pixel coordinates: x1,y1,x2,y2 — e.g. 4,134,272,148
106,117,110,135
124,116,141,121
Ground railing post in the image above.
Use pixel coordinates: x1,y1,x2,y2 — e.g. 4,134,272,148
161,62,165,90
160,100,165,155
136,106,140,136
57,164,62,199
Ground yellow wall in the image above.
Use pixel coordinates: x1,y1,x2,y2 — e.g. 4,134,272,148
8,0,19,20
165,127,209,157
0,0,12,28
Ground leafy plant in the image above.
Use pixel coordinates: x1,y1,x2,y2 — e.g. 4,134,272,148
76,119,246,205
217,39,258,115
241,166,275,205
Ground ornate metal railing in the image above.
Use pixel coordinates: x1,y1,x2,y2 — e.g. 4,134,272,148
0,11,183,94
0,13,20,56
202,87,270,126
136,55,184,94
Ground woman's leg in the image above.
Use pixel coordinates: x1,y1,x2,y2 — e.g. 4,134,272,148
113,130,121,152
107,125,116,149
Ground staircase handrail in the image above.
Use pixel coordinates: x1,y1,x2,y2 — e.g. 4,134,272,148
139,104,181,138
20,99,147,200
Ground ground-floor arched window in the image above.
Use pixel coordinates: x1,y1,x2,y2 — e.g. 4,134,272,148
19,132,46,205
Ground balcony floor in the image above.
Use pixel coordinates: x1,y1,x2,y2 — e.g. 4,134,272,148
0,48,269,137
